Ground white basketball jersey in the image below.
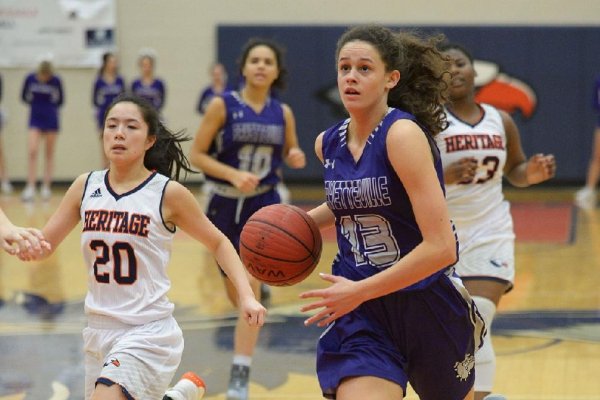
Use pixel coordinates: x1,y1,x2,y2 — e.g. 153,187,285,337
436,104,508,224
80,170,175,325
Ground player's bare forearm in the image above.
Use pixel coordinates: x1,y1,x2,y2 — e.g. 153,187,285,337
214,238,255,299
307,203,335,229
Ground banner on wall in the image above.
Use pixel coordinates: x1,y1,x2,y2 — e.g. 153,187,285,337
0,0,115,68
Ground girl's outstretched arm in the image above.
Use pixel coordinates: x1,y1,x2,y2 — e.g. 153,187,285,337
163,181,267,326
20,174,86,261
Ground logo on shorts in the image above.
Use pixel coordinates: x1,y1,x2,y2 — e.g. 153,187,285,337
490,259,508,268
454,353,475,381
103,358,120,368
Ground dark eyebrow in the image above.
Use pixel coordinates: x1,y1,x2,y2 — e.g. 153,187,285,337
338,56,374,63
106,117,141,124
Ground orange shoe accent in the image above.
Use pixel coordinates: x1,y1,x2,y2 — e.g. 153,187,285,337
182,371,206,390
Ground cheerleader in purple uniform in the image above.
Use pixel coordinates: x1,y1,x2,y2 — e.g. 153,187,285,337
197,63,233,115
21,60,64,201
299,26,485,400
92,52,125,166
131,51,166,113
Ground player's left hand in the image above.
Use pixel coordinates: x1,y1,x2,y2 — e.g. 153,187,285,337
299,273,363,327
526,153,556,185
240,296,267,327
285,147,306,169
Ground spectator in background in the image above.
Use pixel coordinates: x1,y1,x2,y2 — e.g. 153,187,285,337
0,74,13,195
92,52,126,167
131,49,166,113
197,63,233,115
21,60,64,202
574,74,600,210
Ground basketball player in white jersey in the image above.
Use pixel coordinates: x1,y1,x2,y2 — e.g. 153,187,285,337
17,94,266,400
436,43,556,400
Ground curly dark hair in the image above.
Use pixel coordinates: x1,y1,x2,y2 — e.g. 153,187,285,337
336,25,450,136
104,93,196,181
238,37,288,91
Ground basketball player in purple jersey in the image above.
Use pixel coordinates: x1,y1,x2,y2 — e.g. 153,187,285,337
131,50,166,113
15,93,266,400
93,52,126,166
575,74,600,209
20,60,64,202
436,43,555,400
189,38,305,400
299,26,485,400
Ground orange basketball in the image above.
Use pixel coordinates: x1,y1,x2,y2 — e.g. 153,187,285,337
240,204,322,286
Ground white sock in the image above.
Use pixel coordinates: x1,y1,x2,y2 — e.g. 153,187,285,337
472,295,497,392
232,354,252,367
165,378,201,400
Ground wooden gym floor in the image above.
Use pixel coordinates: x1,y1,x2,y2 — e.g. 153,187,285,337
0,185,599,399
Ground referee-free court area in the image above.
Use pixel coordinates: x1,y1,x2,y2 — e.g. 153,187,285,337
0,185,599,400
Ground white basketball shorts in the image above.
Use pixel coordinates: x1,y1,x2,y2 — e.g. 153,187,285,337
453,204,515,289
83,314,184,399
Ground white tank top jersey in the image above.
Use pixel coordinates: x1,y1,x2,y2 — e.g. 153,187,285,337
436,103,508,224
80,170,175,325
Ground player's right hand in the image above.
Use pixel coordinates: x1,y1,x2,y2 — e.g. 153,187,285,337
232,171,261,194
299,273,363,327
444,157,478,184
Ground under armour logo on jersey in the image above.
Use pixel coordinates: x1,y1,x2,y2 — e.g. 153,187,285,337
324,159,335,169
90,188,102,198
232,110,244,119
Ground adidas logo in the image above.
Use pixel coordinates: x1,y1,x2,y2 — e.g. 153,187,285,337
90,188,102,198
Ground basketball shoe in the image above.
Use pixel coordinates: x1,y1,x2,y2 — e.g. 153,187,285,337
163,371,206,400
226,364,249,400
21,185,35,202
1,181,13,195
41,185,52,201
575,187,596,210
483,395,507,400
